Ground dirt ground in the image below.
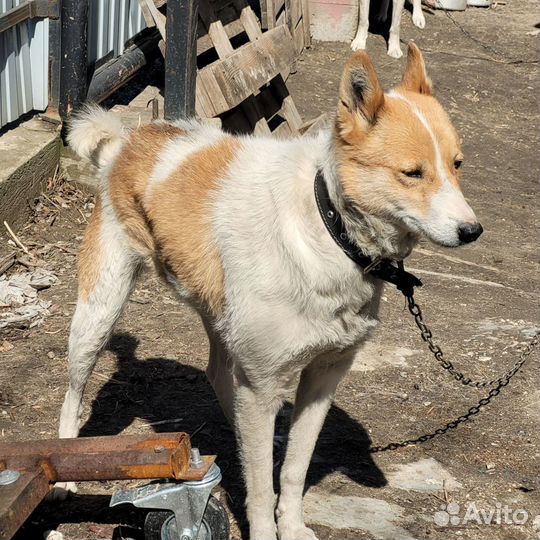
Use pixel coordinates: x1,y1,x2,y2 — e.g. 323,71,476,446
1,2,539,539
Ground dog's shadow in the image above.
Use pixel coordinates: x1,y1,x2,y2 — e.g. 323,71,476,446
79,333,386,535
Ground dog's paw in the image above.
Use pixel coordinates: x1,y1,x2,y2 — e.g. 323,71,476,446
387,43,403,58
47,482,78,501
412,11,426,29
350,36,367,51
278,523,318,540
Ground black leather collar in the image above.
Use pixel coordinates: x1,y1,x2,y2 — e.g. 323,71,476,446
314,169,422,296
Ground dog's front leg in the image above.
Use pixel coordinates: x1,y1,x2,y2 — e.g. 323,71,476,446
350,0,370,51
411,0,426,28
235,381,280,540
388,0,406,57
276,356,353,540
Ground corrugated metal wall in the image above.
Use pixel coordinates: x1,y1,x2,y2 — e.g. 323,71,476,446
0,0,49,128
0,0,146,129
87,0,146,66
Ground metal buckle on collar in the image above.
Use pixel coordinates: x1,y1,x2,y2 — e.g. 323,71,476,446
362,256,382,274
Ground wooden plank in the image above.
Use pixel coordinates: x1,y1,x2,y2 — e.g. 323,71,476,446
274,0,285,19
290,0,301,26
197,69,230,117
280,94,302,129
299,0,311,45
236,3,263,40
300,112,330,136
197,24,295,116
293,18,304,55
140,0,166,39
137,0,156,28
266,0,275,28
199,0,235,56
197,18,244,55
272,120,293,138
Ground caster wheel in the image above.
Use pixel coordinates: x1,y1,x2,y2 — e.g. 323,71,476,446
144,495,229,540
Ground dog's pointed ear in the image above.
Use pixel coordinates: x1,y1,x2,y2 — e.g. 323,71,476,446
337,51,384,139
399,42,433,95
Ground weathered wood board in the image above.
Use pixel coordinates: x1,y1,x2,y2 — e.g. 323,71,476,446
139,0,303,136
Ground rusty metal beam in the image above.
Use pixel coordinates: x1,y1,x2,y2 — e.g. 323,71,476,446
0,432,216,540
0,468,50,540
0,432,206,482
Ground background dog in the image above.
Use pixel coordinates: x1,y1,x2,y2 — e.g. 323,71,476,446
351,0,426,58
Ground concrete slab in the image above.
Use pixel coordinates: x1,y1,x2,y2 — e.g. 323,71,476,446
304,490,417,540
387,458,462,493
352,342,420,372
0,118,60,230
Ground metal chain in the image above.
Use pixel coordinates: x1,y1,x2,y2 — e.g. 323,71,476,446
405,293,538,388
370,293,539,453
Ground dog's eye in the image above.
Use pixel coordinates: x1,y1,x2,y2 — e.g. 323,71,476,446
454,159,463,170
403,169,423,179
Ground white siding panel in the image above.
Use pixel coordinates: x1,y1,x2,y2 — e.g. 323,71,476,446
1,0,145,128
88,0,146,65
0,0,48,129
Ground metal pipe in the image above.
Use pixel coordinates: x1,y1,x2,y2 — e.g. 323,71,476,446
58,0,89,121
87,28,161,103
164,0,199,120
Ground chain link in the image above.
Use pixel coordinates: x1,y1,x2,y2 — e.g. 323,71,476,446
370,292,539,453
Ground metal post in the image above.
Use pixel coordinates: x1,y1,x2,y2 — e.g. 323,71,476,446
58,0,89,122
164,0,199,121
47,0,61,117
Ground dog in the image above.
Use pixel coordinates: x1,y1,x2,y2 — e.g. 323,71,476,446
58,43,481,539
351,0,426,58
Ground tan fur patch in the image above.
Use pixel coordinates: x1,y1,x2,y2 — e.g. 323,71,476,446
145,138,240,315
107,123,186,255
398,43,433,96
78,195,103,301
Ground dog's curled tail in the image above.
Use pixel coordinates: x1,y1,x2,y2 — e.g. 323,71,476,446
67,104,126,170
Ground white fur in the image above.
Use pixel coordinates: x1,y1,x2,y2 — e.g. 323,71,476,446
67,105,126,169
351,0,425,58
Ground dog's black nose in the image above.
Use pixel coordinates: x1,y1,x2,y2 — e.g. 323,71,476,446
458,222,483,244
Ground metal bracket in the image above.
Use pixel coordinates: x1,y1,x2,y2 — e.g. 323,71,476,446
110,463,222,540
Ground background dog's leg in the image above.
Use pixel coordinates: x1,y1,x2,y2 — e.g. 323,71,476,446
388,0,405,58
235,381,280,540
350,0,370,51
276,356,353,540
411,0,426,28
55,199,142,497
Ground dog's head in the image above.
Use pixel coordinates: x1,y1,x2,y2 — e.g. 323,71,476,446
334,43,482,247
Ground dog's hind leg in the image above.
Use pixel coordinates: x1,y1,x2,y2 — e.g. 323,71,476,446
387,0,405,57
276,354,353,540
350,0,370,51
55,197,142,497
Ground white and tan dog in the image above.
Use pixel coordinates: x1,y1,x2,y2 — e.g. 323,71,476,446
59,44,481,540
351,0,426,58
